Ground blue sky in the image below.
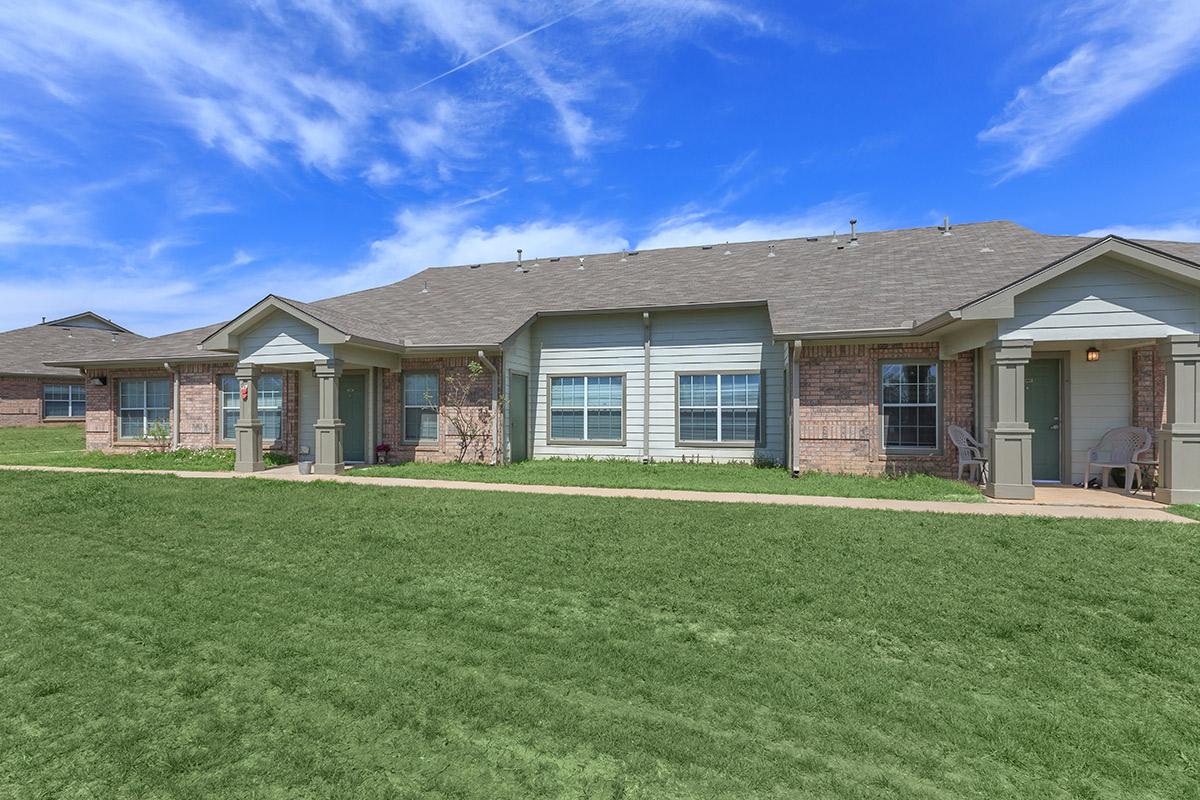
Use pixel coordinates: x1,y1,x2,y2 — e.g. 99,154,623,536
1,0,1199,335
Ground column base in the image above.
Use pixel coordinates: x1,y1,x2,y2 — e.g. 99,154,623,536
984,482,1036,500
235,420,264,473
1157,487,1200,505
313,462,345,476
235,461,265,473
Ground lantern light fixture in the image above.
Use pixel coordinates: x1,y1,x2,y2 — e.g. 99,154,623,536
1086,347,1100,362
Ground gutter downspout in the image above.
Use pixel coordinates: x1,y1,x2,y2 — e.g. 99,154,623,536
164,361,180,450
477,350,499,465
789,341,801,477
643,312,651,464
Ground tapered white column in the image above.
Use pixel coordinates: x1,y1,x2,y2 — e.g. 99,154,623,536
234,362,264,473
1158,335,1200,504
984,340,1034,500
313,359,344,475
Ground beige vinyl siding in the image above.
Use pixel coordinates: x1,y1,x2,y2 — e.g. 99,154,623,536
1069,346,1133,484
298,368,318,459
529,307,785,463
240,310,334,365
999,256,1200,342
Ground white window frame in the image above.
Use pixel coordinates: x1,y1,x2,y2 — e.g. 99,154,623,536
677,371,765,446
547,374,625,444
879,360,941,453
402,372,439,444
118,378,171,440
221,374,283,443
43,383,85,419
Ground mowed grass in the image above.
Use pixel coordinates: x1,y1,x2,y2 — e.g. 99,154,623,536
0,425,290,471
355,458,984,502
0,423,84,454
2,472,1198,798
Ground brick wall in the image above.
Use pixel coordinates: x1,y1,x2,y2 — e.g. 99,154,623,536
380,355,502,464
794,342,975,478
82,362,298,455
1132,344,1166,458
1,376,86,427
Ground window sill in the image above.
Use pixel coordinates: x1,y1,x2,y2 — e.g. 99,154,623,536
881,448,943,457
546,438,627,447
677,440,763,449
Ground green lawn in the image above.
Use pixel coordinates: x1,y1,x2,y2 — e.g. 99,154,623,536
2,471,1197,798
0,423,85,454
0,425,290,471
355,458,985,502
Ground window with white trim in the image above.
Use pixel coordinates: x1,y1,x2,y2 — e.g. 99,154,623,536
403,372,439,442
678,372,762,443
118,379,170,439
881,362,939,450
549,375,623,442
43,384,85,418
221,374,283,442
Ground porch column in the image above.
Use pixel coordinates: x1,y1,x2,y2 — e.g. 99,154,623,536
234,362,264,473
1157,335,1200,504
313,358,344,475
984,340,1034,500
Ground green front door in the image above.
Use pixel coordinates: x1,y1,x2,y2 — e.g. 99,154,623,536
339,374,366,463
509,373,529,462
1025,359,1061,482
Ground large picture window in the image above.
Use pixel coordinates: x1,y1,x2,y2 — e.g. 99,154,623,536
119,379,171,439
678,372,762,444
43,384,85,418
403,372,439,442
221,374,283,442
881,362,939,450
549,375,623,442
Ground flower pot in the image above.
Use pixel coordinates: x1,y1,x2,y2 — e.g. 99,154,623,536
376,453,388,464
298,461,313,475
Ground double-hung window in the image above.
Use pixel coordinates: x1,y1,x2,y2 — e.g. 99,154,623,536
43,384,85,418
881,362,939,450
221,374,283,442
119,379,171,439
403,373,439,443
548,375,623,442
678,372,762,444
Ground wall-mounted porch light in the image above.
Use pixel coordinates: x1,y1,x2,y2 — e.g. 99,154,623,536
1086,347,1101,362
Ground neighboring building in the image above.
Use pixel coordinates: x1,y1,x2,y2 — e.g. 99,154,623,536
47,221,1200,502
0,313,138,427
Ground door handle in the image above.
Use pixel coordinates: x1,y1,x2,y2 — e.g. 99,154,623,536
1049,424,1060,430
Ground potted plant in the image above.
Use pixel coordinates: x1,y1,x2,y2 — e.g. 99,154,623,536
375,442,391,464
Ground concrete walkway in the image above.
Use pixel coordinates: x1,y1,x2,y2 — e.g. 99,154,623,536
0,463,1191,523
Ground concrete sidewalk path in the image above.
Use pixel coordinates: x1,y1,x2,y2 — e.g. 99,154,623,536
1,463,1192,524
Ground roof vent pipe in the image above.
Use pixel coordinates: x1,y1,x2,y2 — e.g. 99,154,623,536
420,280,429,294
578,257,585,270
767,243,776,257
942,216,952,236
849,218,859,246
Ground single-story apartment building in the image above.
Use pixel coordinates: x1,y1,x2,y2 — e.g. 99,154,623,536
0,313,138,427
44,220,1200,503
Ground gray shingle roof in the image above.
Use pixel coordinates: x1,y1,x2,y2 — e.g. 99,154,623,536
44,322,232,367
0,319,144,377
43,221,1200,367
306,220,1200,345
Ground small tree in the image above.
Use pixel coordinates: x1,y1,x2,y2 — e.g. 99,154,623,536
438,360,500,463
146,419,172,452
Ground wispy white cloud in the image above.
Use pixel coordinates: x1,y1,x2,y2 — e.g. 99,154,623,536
0,201,96,248
1079,220,1200,242
636,199,862,250
979,0,1200,179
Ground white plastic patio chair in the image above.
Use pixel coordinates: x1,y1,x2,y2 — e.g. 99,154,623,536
1084,426,1153,494
947,425,987,484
